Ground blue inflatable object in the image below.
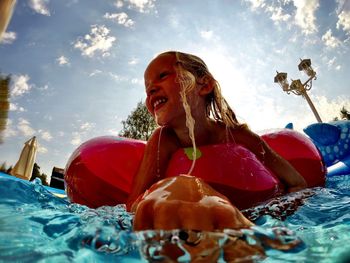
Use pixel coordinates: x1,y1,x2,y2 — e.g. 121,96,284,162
285,123,294,129
0,172,66,197
303,120,350,176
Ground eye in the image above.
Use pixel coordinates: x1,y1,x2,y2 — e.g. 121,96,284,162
159,71,169,80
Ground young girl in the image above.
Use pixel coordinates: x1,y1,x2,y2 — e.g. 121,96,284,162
128,51,307,230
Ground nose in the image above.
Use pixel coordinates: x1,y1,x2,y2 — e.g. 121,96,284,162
146,85,159,96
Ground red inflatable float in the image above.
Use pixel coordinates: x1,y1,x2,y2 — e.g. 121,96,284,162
64,129,326,209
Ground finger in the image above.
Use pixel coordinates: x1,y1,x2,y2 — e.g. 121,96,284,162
133,200,154,231
213,204,253,230
178,203,214,231
153,201,181,230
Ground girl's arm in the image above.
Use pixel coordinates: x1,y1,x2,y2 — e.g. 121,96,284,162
127,127,180,211
260,138,307,192
234,128,307,193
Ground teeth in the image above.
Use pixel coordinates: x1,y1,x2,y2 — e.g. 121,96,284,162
153,98,166,108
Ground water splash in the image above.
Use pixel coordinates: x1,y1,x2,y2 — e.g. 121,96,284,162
1,174,350,262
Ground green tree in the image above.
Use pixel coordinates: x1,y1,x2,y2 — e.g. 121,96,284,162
30,163,49,186
0,161,8,173
0,74,10,144
6,165,12,174
0,161,12,174
119,100,157,140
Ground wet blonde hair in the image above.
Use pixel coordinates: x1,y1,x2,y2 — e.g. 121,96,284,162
154,51,246,174
161,51,244,129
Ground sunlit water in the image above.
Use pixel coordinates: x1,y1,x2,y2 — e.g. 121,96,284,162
0,174,350,262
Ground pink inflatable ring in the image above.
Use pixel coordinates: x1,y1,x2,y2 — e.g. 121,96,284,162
64,129,326,209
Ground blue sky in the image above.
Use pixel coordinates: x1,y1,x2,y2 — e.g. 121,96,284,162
1,0,350,178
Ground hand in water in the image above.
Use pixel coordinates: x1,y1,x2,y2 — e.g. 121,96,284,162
132,174,253,231
133,175,266,261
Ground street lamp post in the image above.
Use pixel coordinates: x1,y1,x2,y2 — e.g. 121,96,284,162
274,59,322,123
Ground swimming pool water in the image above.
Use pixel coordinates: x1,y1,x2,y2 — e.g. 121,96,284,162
0,174,350,262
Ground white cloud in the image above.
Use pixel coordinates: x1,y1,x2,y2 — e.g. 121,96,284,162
125,0,156,13
107,128,120,135
0,31,16,44
17,118,35,137
69,121,96,146
38,84,49,91
114,0,124,8
167,13,181,29
335,0,349,13
322,56,342,71
37,144,48,153
3,119,17,138
248,94,350,132
104,12,135,27
38,129,53,141
109,72,126,81
28,0,51,16
11,74,32,97
274,46,288,54
128,58,139,65
89,69,102,77
56,55,70,66
9,103,25,112
74,25,116,58
106,73,141,83
314,95,350,122
244,1,292,27
267,6,291,23
200,30,214,40
80,122,95,131
293,0,319,35
88,70,131,81
245,0,319,34
43,114,52,121
70,132,81,146
131,78,142,85
245,0,266,10
337,10,350,33
326,56,336,67
322,29,341,48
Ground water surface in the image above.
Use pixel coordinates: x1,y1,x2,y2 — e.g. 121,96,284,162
0,174,349,262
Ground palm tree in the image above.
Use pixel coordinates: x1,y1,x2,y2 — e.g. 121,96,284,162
340,106,350,120
333,106,350,121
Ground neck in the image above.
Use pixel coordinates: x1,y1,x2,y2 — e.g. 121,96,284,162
172,117,216,147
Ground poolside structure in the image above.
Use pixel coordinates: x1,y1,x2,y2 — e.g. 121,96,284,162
10,136,37,180
50,167,65,190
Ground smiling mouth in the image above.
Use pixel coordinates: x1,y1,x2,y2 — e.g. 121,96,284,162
153,97,167,111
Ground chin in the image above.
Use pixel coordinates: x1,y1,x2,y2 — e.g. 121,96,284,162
156,119,168,126
154,113,168,126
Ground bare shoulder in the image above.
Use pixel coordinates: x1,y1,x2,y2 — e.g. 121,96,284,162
227,125,271,161
230,125,261,145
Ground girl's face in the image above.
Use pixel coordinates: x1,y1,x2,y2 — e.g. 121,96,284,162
144,53,189,127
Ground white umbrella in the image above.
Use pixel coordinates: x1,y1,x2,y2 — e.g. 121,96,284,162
0,0,17,41
10,136,37,180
